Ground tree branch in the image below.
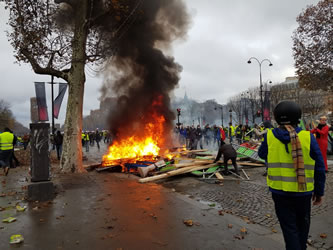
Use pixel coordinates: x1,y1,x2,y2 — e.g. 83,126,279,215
21,48,69,82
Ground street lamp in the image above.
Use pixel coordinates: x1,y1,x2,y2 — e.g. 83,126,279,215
214,105,224,127
176,108,181,127
241,91,249,125
247,57,273,121
229,108,232,124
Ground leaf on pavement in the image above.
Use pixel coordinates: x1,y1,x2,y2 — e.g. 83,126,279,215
228,224,233,229
320,233,327,239
183,220,193,226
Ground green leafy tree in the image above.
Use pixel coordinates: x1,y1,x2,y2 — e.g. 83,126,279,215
292,0,333,91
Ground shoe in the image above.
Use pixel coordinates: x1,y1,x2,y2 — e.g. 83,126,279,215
4,167,9,176
223,171,231,176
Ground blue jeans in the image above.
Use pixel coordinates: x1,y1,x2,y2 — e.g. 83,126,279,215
272,193,311,250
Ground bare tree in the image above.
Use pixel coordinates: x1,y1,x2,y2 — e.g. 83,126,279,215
4,0,139,172
0,100,15,130
292,0,333,91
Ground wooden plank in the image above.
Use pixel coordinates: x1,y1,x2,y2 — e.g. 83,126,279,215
215,172,224,180
138,163,216,183
242,169,250,180
237,162,265,167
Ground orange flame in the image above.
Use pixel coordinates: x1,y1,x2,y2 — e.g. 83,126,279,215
102,96,167,167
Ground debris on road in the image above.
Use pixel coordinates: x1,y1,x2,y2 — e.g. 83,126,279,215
9,234,24,244
2,217,17,223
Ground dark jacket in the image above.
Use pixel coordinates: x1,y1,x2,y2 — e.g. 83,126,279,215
214,143,237,162
258,127,326,197
54,133,63,146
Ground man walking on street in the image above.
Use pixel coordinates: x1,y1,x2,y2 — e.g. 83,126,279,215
258,101,326,250
0,127,14,176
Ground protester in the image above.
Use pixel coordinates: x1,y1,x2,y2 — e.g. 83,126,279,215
228,122,235,143
54,130,63,160
258,101,326,250
235,124,243,144
196,125,203,150
95,129,101,151
213,140,239,175
0,127,14,176
311,116,330,172
9,129,20,168
22,133,30,150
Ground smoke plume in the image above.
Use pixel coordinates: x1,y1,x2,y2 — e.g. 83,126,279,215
100,0,190,145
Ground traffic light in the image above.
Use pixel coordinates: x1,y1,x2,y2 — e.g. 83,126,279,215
256,110,261,117
177,108,181,116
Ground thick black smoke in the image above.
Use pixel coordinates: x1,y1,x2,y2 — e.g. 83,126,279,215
100,0,190,145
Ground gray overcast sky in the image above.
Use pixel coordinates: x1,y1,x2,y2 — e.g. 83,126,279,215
0,0,319,127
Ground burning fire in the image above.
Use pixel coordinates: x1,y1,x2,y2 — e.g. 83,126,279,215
102,97,167,167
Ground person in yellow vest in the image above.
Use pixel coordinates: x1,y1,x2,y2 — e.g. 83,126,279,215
259,101,326,250
0,127,14,176
84,132,90,152
228,122,235,143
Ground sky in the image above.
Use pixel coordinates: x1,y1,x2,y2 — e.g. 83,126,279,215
0,0,319,128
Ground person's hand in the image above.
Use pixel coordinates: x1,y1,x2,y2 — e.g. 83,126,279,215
312,193,323,206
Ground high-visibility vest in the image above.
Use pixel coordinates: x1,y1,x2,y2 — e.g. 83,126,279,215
267,129,315,192
81,133,85,140
0,132,14,150
229,126,235,136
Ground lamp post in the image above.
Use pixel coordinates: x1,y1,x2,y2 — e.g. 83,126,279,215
241,91,249,125
214,105,224,127
229,108,232,124
176,108,181,127
247,57,273,121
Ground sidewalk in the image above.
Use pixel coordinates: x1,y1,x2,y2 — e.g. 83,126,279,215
0,166,286,250
1,144,331,250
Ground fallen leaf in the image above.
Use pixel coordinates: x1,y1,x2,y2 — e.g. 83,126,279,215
265,214,271,218
234,234,244,240
320,233,327,239
208,203,216,207
271,228,277,233
240,227,247,234
183,220,193,226
228,224,233,229
39,219,45,223
218,210,224,216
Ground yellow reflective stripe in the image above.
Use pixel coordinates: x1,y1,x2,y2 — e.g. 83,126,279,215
268,163,314,171
268,175,314,183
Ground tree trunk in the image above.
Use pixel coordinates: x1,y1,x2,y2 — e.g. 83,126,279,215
60,1,89,173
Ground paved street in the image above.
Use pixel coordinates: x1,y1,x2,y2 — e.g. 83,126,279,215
0,143,332,249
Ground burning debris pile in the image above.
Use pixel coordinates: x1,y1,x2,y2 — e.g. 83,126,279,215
97,0,190,170
90,0,265,181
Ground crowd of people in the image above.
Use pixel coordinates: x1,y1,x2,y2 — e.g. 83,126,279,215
174,121,278,150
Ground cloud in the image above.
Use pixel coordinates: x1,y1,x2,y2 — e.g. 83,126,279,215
0,0,320,127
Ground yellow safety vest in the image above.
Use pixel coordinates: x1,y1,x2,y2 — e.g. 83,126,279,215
0,132,14,150
230,126,235,136
267,129,315,192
